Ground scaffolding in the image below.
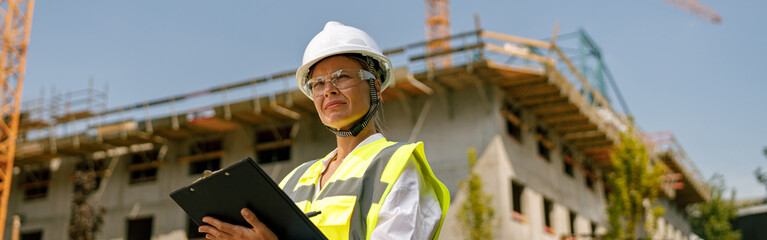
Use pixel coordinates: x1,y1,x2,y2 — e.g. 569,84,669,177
18,91,48,138
49,79,107,123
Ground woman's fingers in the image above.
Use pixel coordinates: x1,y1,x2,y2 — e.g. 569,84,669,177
199,212,277,240
241,208,278,240
202,216,241,236
241,208,265,229
198,223,232,239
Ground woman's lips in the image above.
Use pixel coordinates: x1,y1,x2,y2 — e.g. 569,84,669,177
324,100,345,110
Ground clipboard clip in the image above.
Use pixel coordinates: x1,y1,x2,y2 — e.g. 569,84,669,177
193,170,222,184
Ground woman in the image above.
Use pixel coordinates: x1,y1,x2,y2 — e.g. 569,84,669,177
199,21,450,240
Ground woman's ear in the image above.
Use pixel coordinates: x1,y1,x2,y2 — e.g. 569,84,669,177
374,79,383,97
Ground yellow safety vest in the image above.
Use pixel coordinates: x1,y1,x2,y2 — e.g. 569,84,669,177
279,139,450,240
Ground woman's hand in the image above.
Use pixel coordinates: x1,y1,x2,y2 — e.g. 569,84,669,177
198,208,278,240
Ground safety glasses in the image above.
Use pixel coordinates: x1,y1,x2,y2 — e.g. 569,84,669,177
304,69,376,98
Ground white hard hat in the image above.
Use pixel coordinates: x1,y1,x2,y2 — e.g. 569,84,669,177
296,21,394,99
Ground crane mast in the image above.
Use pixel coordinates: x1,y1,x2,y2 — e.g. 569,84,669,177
425,0,451,71
0,0,35,237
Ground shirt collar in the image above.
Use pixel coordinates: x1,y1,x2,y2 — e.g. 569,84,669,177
321,133,385,167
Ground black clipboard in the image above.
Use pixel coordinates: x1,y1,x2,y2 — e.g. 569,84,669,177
169,157,327,240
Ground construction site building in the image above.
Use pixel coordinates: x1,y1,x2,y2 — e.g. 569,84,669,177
4,28,708,240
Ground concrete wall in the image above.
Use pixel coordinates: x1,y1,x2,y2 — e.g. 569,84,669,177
652,198,691,240
6,156,77,240
377,83,503,197
433,85,693,240
439,135,608,240
439,134,693,240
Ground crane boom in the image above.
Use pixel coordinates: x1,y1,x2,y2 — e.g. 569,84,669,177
661,0,722,23
0,0,35,237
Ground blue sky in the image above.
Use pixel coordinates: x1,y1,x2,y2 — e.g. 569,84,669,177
22,1,766,199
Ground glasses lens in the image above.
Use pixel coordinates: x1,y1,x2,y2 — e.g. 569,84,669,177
331,69,360,89
307,69,375,98
306,75,328,97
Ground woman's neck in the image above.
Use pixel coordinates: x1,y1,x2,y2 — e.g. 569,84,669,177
334,125,377,163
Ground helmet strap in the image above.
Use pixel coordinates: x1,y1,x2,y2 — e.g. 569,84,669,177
365,56,386,82
325,78,380,137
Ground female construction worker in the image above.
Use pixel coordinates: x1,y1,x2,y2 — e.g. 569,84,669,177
198,21,450,240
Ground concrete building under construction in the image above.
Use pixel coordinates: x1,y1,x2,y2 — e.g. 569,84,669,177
4,28,708,240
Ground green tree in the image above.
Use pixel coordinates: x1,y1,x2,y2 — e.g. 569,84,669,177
689,173,741,240
605,129,665,240
457,148,495,240
754,146,767,195
69,160,105,240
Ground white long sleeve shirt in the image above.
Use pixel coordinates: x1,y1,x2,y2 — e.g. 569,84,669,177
314,133,442,239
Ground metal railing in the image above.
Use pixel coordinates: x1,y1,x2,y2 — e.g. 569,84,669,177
641,131,709,199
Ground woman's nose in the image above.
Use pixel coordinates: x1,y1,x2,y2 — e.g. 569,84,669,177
322,84,340,97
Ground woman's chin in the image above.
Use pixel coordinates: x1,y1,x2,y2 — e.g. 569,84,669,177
324,123,351,131
322,119,357,131
322,114,364,130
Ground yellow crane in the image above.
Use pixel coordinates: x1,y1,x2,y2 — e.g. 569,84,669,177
0,0,35,238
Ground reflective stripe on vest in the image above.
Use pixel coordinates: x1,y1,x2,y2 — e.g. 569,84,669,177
278,140,450,240
281,160,318,203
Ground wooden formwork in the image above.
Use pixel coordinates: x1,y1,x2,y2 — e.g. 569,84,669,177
659,150,709,207
406,59,620,168
15,139,59,164
55,134,110,155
